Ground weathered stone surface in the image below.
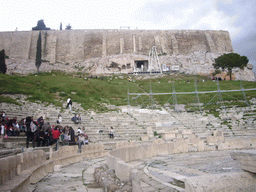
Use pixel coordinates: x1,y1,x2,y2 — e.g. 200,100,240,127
0,30,233,62
231,150,256,173
185,172,256,192
94,164,132,192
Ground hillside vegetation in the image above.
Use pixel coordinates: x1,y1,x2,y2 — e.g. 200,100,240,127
1,72,256,113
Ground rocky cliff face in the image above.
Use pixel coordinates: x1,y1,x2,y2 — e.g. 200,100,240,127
5,53,255,81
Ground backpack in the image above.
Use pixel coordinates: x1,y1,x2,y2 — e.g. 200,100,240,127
30,122,37,132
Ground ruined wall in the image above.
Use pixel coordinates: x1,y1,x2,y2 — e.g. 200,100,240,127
0,29,233,63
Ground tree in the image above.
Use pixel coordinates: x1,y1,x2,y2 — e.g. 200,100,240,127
213,53,249,81
65,24,72,30
32,19,50,30
35,32,42,73
0,49,7,74
60,22,62,30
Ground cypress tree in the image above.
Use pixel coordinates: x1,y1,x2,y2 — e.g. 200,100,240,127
0,49,7,74
35,32,42,73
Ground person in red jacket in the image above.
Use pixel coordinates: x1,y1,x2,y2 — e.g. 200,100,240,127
52,126,60,145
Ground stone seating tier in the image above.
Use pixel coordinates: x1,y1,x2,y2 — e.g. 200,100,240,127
2,102,256,149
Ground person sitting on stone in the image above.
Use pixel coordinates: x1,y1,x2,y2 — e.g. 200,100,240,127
84,134,88,144
7,118,19,136
19,118,26,132
71,114,79,124
56,114,62,124
77,127,82,134
77,114,81,124
1,111,6,120
11,118,20,136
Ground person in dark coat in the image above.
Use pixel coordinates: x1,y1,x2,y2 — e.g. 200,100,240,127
69,127,75,144
25,116,37,148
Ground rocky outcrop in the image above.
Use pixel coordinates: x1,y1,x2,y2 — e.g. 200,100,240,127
5,52,255,81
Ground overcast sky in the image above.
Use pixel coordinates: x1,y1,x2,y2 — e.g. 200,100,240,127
1,0,255,73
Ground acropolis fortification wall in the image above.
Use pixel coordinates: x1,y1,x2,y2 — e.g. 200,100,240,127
0,29,233,63
1,29,255,81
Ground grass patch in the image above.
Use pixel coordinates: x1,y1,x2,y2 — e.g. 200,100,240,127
0,95,21,106
1,73,256,113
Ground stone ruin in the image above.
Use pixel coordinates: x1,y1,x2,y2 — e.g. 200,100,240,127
0,29,255,81
1,98,256,191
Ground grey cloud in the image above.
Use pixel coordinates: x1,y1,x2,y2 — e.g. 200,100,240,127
138,0,256,73
218,1,256,73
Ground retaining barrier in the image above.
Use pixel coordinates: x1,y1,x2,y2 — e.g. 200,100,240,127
0,143,105,192
1,136,256,191
107,137,256,191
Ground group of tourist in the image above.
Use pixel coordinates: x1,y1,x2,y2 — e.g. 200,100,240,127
1,111,22,137
0,111,89,149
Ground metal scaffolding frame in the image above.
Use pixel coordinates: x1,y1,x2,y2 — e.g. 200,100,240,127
127,79,256,111
149,46,162,74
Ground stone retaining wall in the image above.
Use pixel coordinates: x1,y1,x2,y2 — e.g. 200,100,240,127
0,30,233,63
0,143,105,192
1,137,256,191
107,137,256,191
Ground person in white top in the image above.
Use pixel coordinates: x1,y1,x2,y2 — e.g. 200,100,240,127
109,127,114,139
66,98,72,111
1,123,5,136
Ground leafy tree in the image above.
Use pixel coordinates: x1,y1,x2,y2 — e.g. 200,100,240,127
35,32,42,73
65,24,72,30
0,49,7,74
213,53,249,80
32,19,50,30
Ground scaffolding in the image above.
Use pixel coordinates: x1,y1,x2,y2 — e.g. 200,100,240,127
128,79,256,112
149,46,162,74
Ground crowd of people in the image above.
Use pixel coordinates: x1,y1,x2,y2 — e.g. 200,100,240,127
1,111,22,137
0,111,89,149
